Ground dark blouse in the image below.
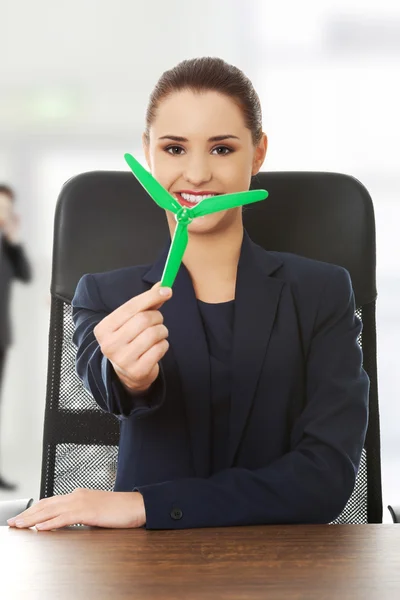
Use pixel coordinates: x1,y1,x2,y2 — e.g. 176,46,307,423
197,299,235,474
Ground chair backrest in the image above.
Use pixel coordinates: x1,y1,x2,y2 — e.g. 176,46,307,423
40,169,382,523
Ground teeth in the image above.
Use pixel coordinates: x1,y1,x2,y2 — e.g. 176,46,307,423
180,193,216,203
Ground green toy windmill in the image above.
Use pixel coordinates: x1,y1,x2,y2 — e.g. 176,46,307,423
124,153,269,288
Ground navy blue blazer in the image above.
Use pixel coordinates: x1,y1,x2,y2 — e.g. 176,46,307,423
72,230,369,529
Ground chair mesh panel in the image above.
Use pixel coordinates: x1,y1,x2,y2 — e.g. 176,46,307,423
59,303,103,412
331,449,367,524
40,299,382,523
40,298,119,499
53,444,118,495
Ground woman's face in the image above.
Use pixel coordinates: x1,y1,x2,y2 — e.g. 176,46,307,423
143,89,267,235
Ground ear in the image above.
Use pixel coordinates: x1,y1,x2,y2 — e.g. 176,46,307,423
142,133,151,170
251,133,268,176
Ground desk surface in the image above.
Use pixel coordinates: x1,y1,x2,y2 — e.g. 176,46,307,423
2,524,400,599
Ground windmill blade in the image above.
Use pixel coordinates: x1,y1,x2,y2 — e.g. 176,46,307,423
191,189,268,218
124,153,181,213
161,221,189,288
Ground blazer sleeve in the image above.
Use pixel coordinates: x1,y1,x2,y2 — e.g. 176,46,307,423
4,240,32,282
135,267,370,529
71,273,166,420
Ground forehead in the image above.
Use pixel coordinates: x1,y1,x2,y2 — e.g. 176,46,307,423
152,89,247,137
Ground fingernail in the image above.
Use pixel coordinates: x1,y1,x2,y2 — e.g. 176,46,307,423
7,518,16,524
15,519,24,527
159,287,171,297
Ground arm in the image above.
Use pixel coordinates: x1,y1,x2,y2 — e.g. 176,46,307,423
3,239,32,282
71,273,166,419
135,267,369,529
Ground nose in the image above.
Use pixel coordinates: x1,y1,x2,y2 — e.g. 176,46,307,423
183,155,212,187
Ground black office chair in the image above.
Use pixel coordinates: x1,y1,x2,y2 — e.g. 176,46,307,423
1,169,399,525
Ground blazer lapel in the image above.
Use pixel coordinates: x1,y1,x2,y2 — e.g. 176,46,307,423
143,240,211,478
228,231,284,467
142,230,285,476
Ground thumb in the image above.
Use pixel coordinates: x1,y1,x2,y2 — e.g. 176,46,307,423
152,281,172,297
150,281,173,309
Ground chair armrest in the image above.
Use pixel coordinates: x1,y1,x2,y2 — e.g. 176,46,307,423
387,505,400,523
0,499,34,525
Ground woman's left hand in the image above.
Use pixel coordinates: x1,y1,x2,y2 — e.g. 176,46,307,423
7,489,146,530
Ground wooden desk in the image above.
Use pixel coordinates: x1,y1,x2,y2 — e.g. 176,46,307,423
1,524,400,599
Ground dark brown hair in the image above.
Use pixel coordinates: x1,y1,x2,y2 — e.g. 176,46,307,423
144,57,263,146
0,184,15,202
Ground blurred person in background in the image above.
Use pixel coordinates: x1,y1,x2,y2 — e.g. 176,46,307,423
0,184,32,491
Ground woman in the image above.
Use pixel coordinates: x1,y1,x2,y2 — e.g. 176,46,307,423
8,57,369,531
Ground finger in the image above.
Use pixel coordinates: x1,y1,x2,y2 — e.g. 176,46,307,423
114,283,172,329
114,338,168,387
8,498,54,525
105,310,164,353
132,339,169,378
110,322,168,369
101,282,172,333
13,508,57,529
11,492,76,528
121,324,169,366
36,513,76,531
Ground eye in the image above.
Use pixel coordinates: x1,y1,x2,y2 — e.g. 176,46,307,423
165,145,185,155
211,146,233,156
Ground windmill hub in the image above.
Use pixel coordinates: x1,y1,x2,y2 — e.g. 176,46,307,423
175,207,194,226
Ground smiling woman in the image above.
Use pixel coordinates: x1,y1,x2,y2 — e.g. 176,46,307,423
141,59,267,300
9,57,369,532
142,66,267,263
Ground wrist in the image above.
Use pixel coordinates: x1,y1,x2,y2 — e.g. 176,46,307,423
119,377,150,396
113,365,151,396
136,492,146,527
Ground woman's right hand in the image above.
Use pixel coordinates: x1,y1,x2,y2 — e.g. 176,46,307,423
93,282,172,395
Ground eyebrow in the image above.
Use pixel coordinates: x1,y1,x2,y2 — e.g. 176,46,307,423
158,134,240,142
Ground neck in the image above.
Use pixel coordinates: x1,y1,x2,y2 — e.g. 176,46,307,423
167,217,244,302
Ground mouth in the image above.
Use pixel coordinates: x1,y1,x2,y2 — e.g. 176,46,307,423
173,191,220,208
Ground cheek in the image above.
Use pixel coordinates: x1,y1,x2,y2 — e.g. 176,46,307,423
219,160,253,192
150,151,179,191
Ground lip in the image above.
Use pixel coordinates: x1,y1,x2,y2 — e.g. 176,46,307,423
173,191,220,209
173,190,221,196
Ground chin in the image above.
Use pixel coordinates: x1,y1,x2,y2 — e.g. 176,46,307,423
166,208,240,236
187,213,227,234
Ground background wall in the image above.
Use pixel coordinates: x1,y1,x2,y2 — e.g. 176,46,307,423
1,0,399,521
